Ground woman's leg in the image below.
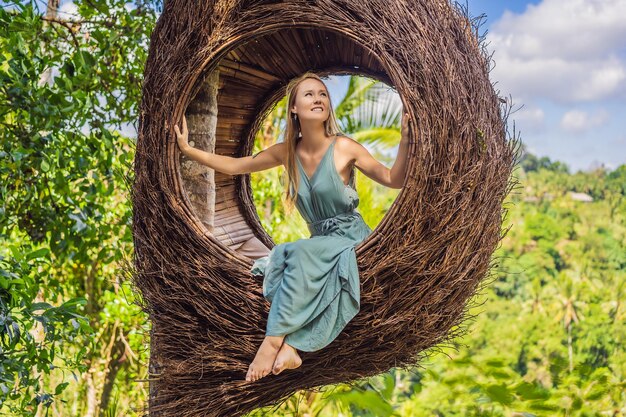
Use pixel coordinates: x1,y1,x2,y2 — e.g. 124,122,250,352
246,335,284,382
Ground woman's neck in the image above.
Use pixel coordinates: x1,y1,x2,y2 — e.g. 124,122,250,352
298,123,331,152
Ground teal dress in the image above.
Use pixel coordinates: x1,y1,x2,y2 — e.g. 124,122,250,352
251,135,373,352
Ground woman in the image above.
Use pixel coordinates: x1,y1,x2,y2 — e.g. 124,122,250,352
175,72,411,383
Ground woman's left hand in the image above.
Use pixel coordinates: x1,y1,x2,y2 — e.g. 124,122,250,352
401,110,411,140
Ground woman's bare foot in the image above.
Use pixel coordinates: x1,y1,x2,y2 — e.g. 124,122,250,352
246,336,283,382
272,341,302,375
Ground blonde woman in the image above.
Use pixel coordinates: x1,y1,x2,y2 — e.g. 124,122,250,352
175,72,411,382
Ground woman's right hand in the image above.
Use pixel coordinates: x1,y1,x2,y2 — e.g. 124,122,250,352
174,115,190,153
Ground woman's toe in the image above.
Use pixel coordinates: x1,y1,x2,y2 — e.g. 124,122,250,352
273,362,283,375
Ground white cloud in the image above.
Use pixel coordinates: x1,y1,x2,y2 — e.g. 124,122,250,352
58,1,79,20
487,0,626,104
510,104,545,133
560,109,609,133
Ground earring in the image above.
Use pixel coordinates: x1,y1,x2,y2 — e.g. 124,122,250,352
293,113,298,120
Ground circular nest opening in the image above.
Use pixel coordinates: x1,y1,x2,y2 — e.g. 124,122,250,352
177,26,395,261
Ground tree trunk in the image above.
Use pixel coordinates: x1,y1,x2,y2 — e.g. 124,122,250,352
31,289,46,417
567,322,573,373
179,70,219,232
99,326,128,416
84,369,98,417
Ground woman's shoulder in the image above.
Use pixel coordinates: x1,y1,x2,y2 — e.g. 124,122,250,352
335,133,353,145
335,134,362,156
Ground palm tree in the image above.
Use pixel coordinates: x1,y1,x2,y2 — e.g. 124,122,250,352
552,271,585,373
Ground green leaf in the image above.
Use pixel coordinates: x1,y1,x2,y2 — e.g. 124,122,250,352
527,401,561,411
60,297,87,310
485,358,506,367
29,302,54,312
331,390,395,417
514,381,550,401
584,386,609,401
25,247,50,261
484,383,514,405
571,395,583,410
54,382,69,395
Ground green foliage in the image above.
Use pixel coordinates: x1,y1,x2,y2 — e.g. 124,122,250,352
0,242,91,412
1,1,155,414
519,148,570,174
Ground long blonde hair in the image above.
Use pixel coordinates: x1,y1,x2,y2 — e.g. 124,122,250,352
282,72,343,213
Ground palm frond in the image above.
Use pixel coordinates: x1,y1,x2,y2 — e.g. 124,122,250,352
350,127,401,149
337,76,403,139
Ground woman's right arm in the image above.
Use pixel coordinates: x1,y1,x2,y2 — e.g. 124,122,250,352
175,115,285,175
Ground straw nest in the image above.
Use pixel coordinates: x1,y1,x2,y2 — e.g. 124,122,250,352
132,0,520,415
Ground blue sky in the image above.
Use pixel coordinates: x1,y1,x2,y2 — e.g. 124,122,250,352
328,0,626,173
467,0,626,173
29,0,626,173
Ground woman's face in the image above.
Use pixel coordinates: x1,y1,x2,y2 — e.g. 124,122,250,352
291,78,330,123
